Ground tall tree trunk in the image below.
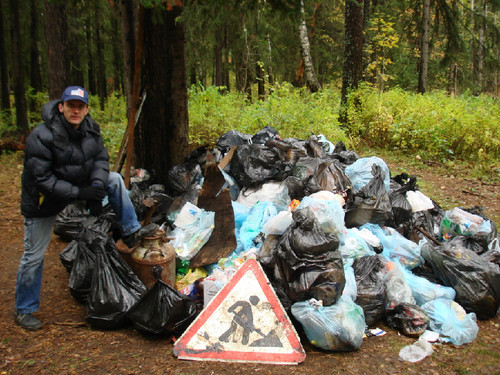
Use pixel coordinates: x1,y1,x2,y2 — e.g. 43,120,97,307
95,19,107,109
298,0,320,92
340,0,364,124
266,33,274,86
118,0,138,111
256,57,265,100
44,0,69,99
475,0,486,93
418,0,431,93
0,1,10,110
136,4,189,186
213,27,223,87
30,0,43,92
111,14,123,93
9,0,29,136
86,25,97,94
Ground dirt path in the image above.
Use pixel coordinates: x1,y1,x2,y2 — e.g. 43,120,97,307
0,151,499,375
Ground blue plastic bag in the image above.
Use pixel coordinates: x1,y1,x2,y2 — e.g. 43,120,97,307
291,296,365,351
345,156,391,193
360,223,424,270
399,263,456,306
421,298,479,345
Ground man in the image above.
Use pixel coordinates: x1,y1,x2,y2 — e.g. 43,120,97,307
15,86,158,331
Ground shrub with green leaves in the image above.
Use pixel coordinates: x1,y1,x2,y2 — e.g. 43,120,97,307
188,82,350,148
345,84,500,173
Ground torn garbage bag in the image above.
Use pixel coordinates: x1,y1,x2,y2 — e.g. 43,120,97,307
128,266,198,335
276,207,345,306
86,239,147,329
291,296,365,351
386,303,430,337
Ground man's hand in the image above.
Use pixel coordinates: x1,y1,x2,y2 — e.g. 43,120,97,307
78,186,106,201
87,200,103,216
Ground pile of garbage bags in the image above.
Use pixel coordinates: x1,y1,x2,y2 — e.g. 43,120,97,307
56,125,500,353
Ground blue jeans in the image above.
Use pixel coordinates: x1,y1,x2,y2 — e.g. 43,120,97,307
15,172,141,314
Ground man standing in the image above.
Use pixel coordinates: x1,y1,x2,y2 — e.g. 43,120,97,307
15,86,157,331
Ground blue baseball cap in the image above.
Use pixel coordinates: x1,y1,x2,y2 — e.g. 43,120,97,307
61,86,89,105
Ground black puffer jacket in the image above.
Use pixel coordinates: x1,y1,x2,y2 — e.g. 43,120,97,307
21,100,110,218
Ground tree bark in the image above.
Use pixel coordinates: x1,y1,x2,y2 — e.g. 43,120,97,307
118,0,138,113
136,4,189,186
0,1,10,110
340,0,364,124
30,0,43,92
44,0,69,99
95,18,107,108
298,0,320,93
418,0,430,93
9,0,29,136
213,27,223,87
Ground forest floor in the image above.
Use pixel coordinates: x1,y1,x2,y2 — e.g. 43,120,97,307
0,150,499,375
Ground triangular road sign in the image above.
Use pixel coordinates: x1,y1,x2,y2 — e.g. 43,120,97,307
173,259,306,365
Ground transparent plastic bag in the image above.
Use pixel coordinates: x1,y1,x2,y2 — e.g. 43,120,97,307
421,298,479,346
291,296,365,351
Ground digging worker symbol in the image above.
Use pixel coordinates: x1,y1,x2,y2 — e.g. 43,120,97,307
219,295,262,345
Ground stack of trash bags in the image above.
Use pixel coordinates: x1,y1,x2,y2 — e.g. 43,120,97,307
55,125,500,356
56,203,197,334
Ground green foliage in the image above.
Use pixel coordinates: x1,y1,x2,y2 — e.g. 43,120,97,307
187,82,350,148
89,92,127,162
25,87,49,127
345,84,500,177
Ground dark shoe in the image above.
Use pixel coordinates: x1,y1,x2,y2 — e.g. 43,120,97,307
14,312,43,331
122,223,159,248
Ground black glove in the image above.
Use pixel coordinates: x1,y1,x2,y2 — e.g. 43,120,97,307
78,186,107,201
87,199,103,216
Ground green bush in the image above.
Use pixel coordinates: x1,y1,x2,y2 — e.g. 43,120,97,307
89,92,127,162
345,84,500,174
188,82,350,148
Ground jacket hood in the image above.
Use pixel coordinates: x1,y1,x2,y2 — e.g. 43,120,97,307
41,99,61,123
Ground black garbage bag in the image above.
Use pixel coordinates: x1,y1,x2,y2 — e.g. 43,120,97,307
251,125,279,144
410,200,444,244
229,144,293,188
304,135,327,159
292,157,321,183
421,239,500,320
461,206,499,252
128,266,198,335
389,174,417,236
276,207,345,306
216,129,252,154
282,175,306,201
306,160,352,202
265,137,308,164
60,240,79,272
386,303,430,338
68,242,97,303
344,164,394,228
86,239,147,329
352,255,388,327
482,238,500,266
165,161,203,197
330,141,359,167
60,219,113,274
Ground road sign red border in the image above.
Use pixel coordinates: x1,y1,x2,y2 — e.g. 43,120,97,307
173,258,306,364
